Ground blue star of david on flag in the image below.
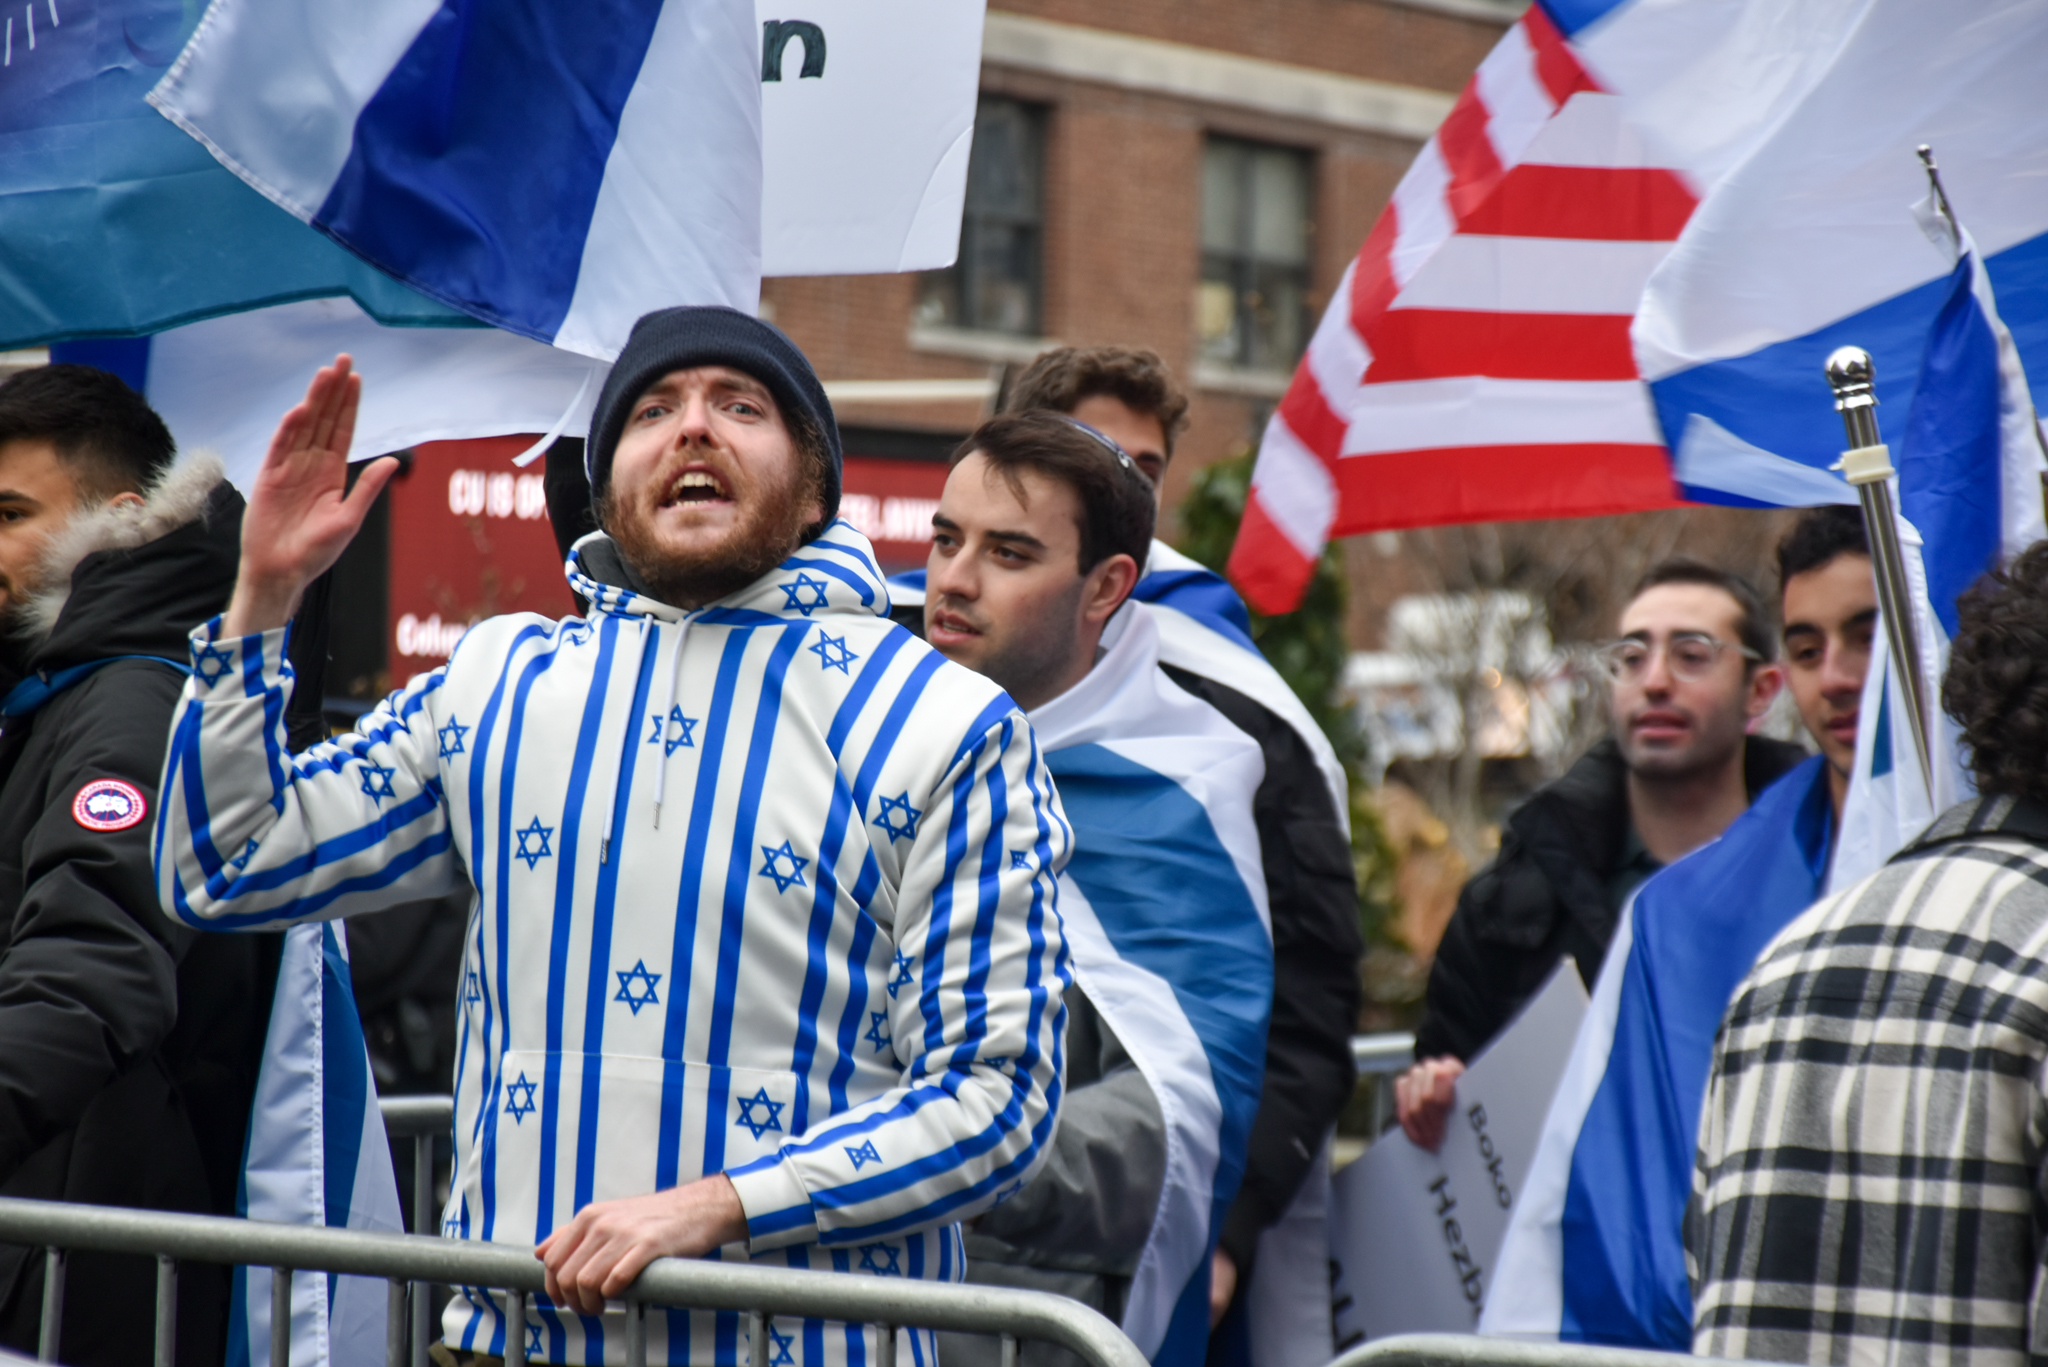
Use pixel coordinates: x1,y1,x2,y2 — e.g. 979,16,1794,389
515,817,555,870
845,1139,882,1171
438,715,470,759
505,1072,538,1123
1010,849,1032,870
779,572,832,616
526,1325,543,1360
230,838,260,871
193,641,236,686
872,792,921,843
767,1325,796,1367
358,760,397,804
866,1011,891,1053
735,1087,786,1140
808,632,858,674
646,706,699,755
614,960,662,1015
857,1242,901,1276
758,840,810,893
887,951,914,999
464,970,482,1004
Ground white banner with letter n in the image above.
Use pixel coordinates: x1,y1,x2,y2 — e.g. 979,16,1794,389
1330,962,1589,1345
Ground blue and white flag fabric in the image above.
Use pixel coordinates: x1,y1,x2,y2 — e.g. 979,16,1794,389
893,542,1352,830
148,0,762,359
0,0,465,351
1482,757,1832,1347
1028,602,1273,1365
1828,220,2047,891
230,925,406,1367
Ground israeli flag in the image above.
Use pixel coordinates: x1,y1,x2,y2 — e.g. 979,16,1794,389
1029,603,1272,1365
230,925,406,1367
1828,219,2046,891
148,0,761,359
1481,758,1832,1346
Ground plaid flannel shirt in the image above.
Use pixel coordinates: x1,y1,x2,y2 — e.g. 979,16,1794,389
1689,795,2048,1367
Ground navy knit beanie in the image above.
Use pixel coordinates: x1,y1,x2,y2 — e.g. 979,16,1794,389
586,306,841,522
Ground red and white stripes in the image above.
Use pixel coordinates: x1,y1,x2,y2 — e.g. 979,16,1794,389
1228,7,1698,613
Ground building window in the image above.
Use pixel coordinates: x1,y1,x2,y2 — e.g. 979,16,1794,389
918,97,1047,337
1199,136,1314,372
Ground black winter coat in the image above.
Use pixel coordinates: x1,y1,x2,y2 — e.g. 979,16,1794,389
0,474,267,1367
1414,735,1807,1064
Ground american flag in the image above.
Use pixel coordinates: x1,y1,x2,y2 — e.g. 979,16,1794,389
1227,6,1698,613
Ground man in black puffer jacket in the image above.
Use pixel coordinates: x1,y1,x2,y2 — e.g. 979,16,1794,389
0,365,264,1366
1396,559,1806,1149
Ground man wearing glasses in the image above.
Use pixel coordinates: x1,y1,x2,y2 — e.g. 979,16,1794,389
1396,559,1805,1149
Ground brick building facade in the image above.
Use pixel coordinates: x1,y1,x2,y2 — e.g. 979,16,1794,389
766,0,1515,532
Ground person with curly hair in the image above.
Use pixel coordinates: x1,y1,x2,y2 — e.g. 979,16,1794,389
1689,538,2048,1367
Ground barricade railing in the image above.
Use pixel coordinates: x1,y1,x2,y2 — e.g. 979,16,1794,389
0,1197,1145,1367
1331,1333,1740,1367
1351,1032,1415,1137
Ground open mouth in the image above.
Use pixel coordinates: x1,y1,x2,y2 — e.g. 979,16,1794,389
928,610,982,641
662,469,731,508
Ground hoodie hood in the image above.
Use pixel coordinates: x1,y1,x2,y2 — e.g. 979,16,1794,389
565,515,892,627
16,456,243,675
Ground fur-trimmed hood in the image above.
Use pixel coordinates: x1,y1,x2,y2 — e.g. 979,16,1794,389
12,456,244,676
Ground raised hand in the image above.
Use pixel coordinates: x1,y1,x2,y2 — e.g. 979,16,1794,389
223,355,399,637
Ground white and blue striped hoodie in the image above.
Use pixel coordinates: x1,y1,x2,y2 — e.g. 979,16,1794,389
155,520,1072,1366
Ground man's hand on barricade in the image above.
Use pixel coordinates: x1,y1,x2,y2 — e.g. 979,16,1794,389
1394,1056,1466,1151
223,354,399,637
537,1173,748,1316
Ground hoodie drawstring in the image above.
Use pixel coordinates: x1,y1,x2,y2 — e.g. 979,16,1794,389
599,620,655,865
599,614,693,865
650,617,689,829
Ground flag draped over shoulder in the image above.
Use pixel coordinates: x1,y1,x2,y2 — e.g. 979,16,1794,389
1229,0,2048,613
1028,604,1273,1365
147,0,762,359
230,925,405,1367
1482,757,1832,1346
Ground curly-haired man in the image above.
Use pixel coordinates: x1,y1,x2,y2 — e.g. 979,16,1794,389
1689,538,2048,1367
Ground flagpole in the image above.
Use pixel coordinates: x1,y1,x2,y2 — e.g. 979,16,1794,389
1824,346,1935,792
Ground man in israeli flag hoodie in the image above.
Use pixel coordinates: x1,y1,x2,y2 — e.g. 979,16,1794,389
153,308,1073,1367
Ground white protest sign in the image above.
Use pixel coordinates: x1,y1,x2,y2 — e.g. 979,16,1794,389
758,0,988,276
1329,961,1589,1345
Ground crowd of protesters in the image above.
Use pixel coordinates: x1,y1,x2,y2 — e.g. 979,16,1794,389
0,310,2043,1367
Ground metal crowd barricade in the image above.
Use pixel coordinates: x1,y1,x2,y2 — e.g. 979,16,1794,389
0,1196,1145,1367
1331,1333,1744,1367
378,1096,455,1367
1352,1031,1415,1137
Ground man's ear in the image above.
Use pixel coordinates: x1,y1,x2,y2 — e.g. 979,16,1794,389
1082,554,1140,627
109,491,145,511
1745,662,1785,721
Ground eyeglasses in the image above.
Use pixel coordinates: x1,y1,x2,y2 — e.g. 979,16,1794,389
1598,632,1762,683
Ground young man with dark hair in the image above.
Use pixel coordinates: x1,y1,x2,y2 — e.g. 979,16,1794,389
1398,557,1802,1148
1690,538,2048,1367
153,310,1072,1367
1483,511,1880,1347
0,365,264,1365
998,348,1361,1353
924,410,1272,1367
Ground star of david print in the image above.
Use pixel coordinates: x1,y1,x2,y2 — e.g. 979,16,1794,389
857,1243,901,1276
646,706,699,756
230,838,260,871
779,572,832,616
865,1011,891,1054
614,960,662,1015
358,760,397,805
437,715,470,759
193,642,236,686
886,951,914,999
758,841,809,893
1009,850,1032,870
514,818,555,871
734,1087,785,1141
464,970,482,1004
872,792,921,843
844,1139,882,1172
766,1325,796,1367
505,1073,538,1124
525,1324,543,1360
808,632,858,675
